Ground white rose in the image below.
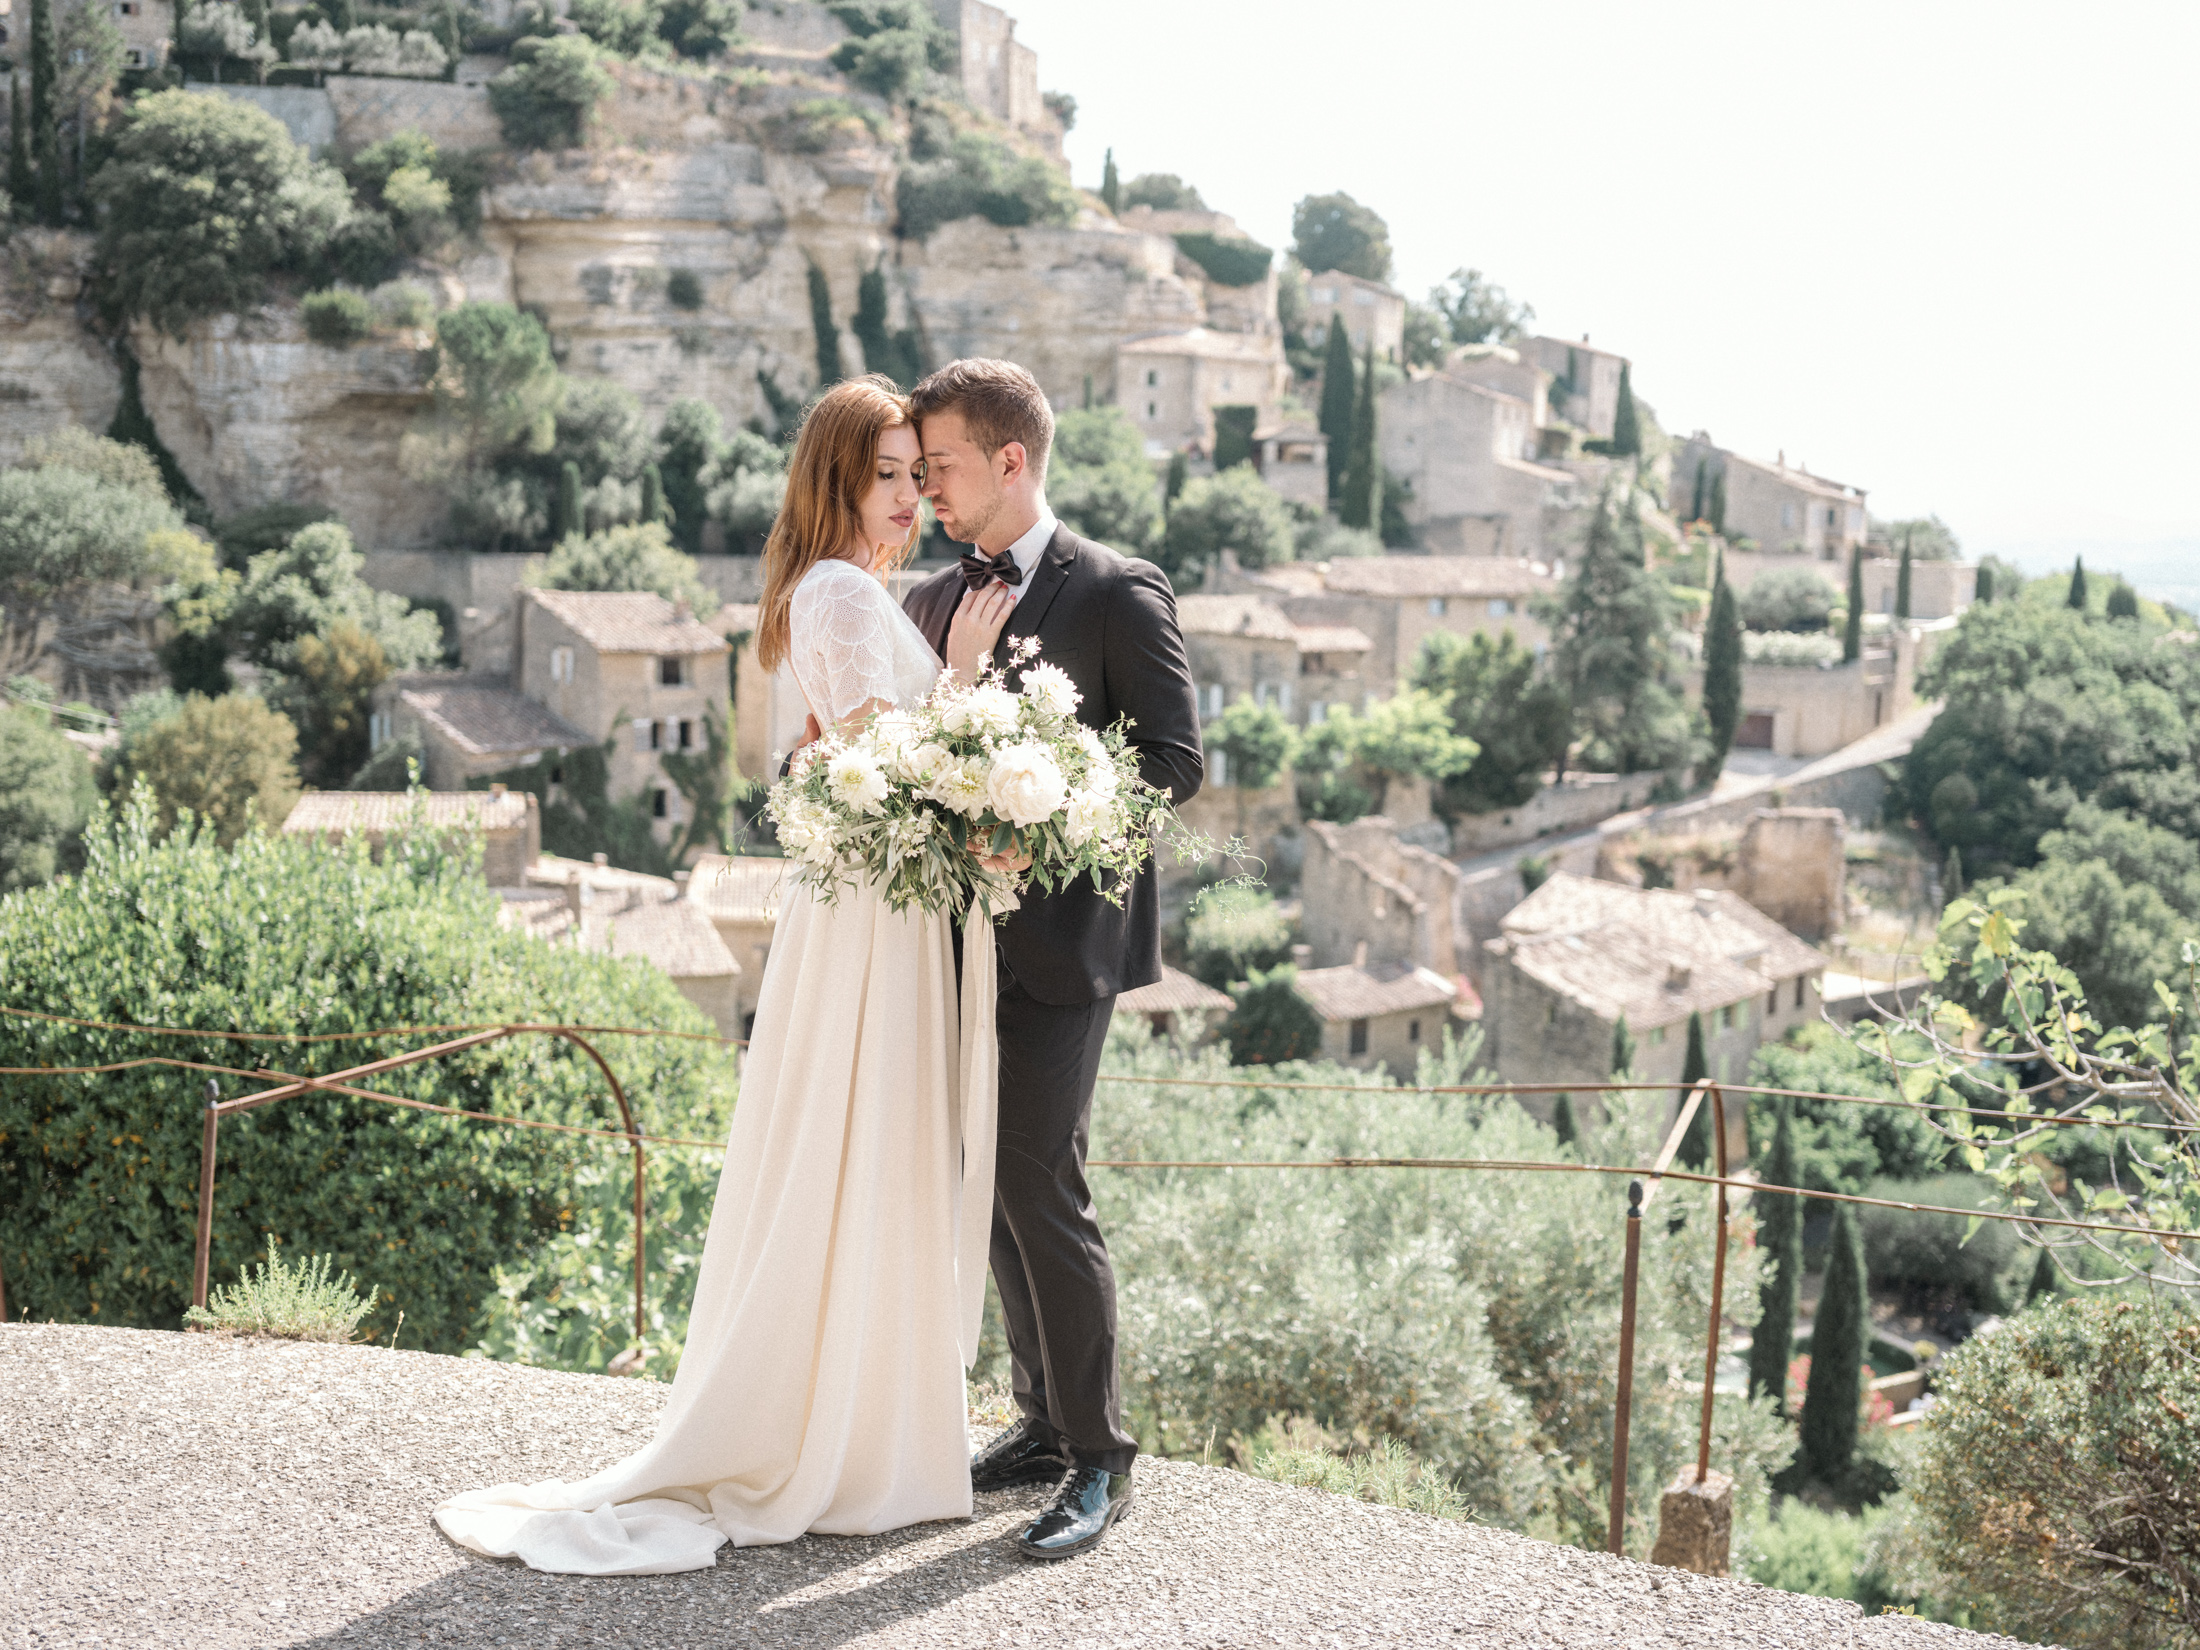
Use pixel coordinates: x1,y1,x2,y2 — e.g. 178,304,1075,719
826,750,889,816
924,756,991,818
1020,662,1080,718
1061,786,1114,848
986,743,1069,827
947,685,1022,740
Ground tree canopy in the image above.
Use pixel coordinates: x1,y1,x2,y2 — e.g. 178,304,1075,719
1291,191,1392,282
0,703,95,889
1159,466,1293,584
112,693,302,846
227,521,445,675
1410,629,1570,814
1050,409,1162,559
529,521,715,614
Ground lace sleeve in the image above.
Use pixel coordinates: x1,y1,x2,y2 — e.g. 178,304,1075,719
789,561,908,725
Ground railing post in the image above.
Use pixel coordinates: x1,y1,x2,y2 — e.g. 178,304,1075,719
1608,1176,1644,1555
1697,1083,1731,1482
192,1080,221,1314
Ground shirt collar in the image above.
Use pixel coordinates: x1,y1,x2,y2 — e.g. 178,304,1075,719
1004,508,1057,580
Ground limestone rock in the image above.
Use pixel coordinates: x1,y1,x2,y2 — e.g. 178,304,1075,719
0,232,121,466
1648,1465,1733,1576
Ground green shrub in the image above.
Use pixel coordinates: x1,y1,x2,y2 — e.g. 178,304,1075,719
372,280,438,330
896,128,1078,241
183,1235,376,1342
1739,566,1839,633
1244,1416,1471,1520
1855,1173,2030,1317
1160,465,1294,583
1173,232,1273,288
0,704,95,890
528,520,713,614
0,792,737,1355
666,268,703,310
1220,963,1322,1065
91,90,352,335
1746,1499,1874,1600
1184,882,1293,989
111,694,301,846
302,288,374,346
489,35,615,150
1914,1299,2200,1646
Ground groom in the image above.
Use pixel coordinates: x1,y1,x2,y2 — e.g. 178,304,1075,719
903,359,1203,1561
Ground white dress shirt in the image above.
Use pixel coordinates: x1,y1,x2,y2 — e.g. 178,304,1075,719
995,508,1057,606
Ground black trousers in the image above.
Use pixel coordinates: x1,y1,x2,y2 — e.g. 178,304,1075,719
990,974,1138,1473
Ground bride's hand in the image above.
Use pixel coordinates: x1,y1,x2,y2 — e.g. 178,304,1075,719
945,582,1016,685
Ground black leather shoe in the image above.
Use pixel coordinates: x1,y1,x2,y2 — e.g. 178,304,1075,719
971,1420,1071,1493
1014,1465,1134,1561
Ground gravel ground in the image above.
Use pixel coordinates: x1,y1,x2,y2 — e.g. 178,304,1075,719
3,1324,2038,1649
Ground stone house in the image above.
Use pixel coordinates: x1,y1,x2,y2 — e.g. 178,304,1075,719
686,852,790,1030
1517,336,1630,440
1302,270,1406,361
1293,954,1469,1075
1299,816,1468,979
1443,343,1550,429
1673,435,1868,560
281,787,541,885
1115,328,1288,458
1116,966,1233,1041
1479,873,1830,1094
1601,808,1848,941
1252,422,1328,509
1176,594,1375,759
369,672,589,793
1703,619,1942,758
1379,369,1576,557
500,854,743,1038
931,0,1057,146
1858,555,1976,621
109,0,174,68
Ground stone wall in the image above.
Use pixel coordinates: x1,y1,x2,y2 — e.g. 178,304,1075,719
1449,770,1664,854
1300,816,1467,977
1601,808,1847,941
188,83,340,154
328,75,505,152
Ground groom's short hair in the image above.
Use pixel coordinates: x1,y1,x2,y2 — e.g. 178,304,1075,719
910,358,1053,484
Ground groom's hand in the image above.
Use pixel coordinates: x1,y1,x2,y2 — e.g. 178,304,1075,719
776,714,824,780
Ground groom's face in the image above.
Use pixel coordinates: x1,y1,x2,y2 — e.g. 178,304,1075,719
917,408,1012,546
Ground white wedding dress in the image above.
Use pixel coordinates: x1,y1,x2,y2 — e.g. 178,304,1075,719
435,557,996,1575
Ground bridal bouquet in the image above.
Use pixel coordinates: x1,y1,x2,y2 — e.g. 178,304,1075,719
767,637,1196,916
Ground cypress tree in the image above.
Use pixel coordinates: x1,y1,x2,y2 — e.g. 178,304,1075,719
2067,555,2088,610
640,462,667,528
1610,362,1640,457
1676,1010,1710,1169
557,461,584,542
1610,1013,1636,1077
1944,845,1964,898
2024,1246,2057,1306
1708,467,1727,536
1842,545,1864,662
1688,460,1706,525
30,0,60,225
1748,1099,1802,1409
1801,1202,1868,1481
1551,1093,1577,1149
1164,450,1187,513
1318,315,1354,502
1975,562,1994,603
7,72,30,216
851,263,892,382
1339,339,1380,530
1895,536,1913,620
1701,552,1742,784
807,259,841,389
2107,580,2139,620
1100,147,1119,215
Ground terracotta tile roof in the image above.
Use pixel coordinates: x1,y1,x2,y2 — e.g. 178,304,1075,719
1317,557,1556,601
1117,966,1234,1016
1291,624,1372,655
1293,961,1461,1022
524,589,733,656
715,602,760,640
497,879,739,980
284,790,535,836
686,854,790,923
1176,594,1299,641
392,674,588,758
526,854,678,896
1713,448,1865,501
1496,873,1829,1030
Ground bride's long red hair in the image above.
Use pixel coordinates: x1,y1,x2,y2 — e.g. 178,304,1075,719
756,375,920,672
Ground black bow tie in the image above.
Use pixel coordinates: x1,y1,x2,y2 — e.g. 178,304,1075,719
958,551,1024,591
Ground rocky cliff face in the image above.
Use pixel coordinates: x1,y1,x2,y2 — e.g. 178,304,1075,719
0,235,122,466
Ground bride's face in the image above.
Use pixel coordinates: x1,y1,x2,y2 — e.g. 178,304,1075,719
855,423,923,571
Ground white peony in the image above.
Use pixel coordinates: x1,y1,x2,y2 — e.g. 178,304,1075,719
826,750,889,816
986,743,1069,827
924,755,991,817
1061,786,1114,848
943,684,1022,740
1020,662,1080,718
900,739,952,785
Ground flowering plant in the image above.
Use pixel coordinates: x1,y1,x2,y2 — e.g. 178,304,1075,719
767,637,1199,916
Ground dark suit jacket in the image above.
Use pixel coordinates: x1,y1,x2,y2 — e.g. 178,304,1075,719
905,523,1203,1005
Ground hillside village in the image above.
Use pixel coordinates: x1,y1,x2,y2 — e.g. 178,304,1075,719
0,0,1985,1083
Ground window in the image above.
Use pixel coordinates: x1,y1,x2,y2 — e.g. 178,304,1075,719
367,710,390,751
678,719,694,750
1426,597,1446,617
1313,286,1336,303
1781,504,1797,530
1145,369,1158,387
1648,1026,1667,1046
1146,402,1158,420
1767,985,1779,1014
1348,1019,1368,1055
650,789,668,819
1209,746,1229,787
1795,977,1807,1009
1307,700,1327,724
1487,598,1511,617
1201,683,1224,717
659,656,684,686
634,718,653,752
1407,1018,1421,1044
550,646,574,684
116,2,140,14
1352,289,1374,307
1826,506,1837,527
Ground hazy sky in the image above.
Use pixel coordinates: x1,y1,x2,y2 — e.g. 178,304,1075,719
1009,0,2200,599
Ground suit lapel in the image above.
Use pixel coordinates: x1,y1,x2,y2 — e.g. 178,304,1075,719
1001,525,1078,673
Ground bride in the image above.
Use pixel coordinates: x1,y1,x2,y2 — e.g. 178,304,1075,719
435,376,1018,1575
